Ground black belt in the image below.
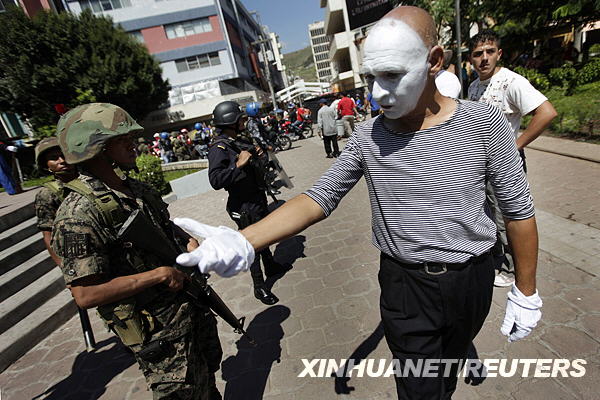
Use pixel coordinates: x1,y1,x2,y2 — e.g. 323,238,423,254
381,251,491,276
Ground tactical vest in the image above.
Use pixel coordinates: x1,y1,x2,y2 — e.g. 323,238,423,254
43,180,67,202
62,178,179,346
211,138,269,191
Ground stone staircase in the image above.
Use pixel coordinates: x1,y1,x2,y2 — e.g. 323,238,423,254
0,198,76,372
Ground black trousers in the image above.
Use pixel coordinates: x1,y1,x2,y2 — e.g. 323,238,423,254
323,134,339,156
228,200,275,287
378,252,495,399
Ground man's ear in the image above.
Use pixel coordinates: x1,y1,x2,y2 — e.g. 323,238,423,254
429,45,444,75
498,48,503,61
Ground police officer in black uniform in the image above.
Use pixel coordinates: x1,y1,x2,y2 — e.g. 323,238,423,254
207,101,285,305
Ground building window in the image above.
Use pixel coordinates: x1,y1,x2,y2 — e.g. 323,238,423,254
175,52,221,72
315,44,329,53
165,18,212,39
79,0,132,12
129,31,144,43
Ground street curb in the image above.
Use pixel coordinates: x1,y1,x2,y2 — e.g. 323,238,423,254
528,144,600,164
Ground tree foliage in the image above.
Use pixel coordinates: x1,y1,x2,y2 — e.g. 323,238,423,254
396,1,600,56
0,7,169,133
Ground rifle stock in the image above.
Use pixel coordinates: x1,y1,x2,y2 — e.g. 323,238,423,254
117,210,256,345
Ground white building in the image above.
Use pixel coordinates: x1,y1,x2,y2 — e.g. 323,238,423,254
308,20,332,83
320,0,393,91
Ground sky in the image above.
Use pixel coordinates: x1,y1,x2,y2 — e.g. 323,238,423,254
240,0,325,54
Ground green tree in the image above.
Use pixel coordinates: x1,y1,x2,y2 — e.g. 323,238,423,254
0,7,169,135
395,1,600,60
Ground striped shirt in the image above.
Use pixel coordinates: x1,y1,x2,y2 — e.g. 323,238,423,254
305,100,535,263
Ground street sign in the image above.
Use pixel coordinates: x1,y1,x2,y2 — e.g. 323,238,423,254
345,0,394,30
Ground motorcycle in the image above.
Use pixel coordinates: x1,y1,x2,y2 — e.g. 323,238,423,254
264,124,292,152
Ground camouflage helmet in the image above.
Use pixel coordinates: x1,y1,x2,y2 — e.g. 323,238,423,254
34,136,61,170
57,103,144,164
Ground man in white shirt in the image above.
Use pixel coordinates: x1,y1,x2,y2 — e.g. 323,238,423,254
435,50,462,98
468,29,557,287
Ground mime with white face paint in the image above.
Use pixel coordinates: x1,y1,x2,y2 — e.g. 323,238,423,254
176,6,542,399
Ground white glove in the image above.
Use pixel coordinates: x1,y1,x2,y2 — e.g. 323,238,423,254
6,145,17,152
173,217,255,278
501,284,542,342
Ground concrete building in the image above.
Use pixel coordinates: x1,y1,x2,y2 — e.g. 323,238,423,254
265,29,289,88
320,0,362,91
320,0,394,92
308,20,332,84
66,0,285,131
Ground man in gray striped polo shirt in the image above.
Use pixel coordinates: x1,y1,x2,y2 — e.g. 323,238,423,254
176,6,543,399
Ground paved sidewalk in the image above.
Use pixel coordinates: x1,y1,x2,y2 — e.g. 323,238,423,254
0,136,598,399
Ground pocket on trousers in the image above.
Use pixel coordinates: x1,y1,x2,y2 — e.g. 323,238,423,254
378,262,408,319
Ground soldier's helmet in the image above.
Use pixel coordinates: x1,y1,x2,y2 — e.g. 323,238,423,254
34,136,61,170
212,101,245,128
57,103,143,164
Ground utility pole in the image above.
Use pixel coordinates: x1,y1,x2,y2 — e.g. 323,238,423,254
455,0,463,98
252,36,278,110
250,10,278,109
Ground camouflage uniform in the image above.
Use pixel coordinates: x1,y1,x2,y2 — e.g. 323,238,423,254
137,138,150,156
172,136,189,161
33,137,71,232
52,103,222,400
34,181,65,231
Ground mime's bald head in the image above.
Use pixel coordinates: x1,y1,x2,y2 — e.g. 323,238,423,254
361,6,440,119
380,6,438,49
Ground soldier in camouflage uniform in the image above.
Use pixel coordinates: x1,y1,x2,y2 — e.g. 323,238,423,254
171,132,189,161
136,137,151,156
34,136,79,266
51,103,222,399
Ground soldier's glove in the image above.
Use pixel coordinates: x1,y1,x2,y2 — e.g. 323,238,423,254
500,284,542,342
173,218,255,278
6,145,17,152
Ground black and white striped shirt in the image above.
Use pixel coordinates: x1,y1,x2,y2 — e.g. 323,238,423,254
305,100,535,263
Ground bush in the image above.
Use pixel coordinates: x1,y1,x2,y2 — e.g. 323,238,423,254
545,81,600,138
129,154,170,195
548,64,577,88
575,57,600,86
513,66,550,91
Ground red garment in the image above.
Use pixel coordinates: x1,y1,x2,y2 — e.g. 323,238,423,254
337,97,356,116
297,107,308,121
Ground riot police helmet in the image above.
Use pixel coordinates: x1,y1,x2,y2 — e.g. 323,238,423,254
212,101,245,128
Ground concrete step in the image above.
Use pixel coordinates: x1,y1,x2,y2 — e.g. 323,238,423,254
0,287,76,373
0,250,55,303
0,267,67,336
0,232,46,276
0,201,35,232
0,216,38,253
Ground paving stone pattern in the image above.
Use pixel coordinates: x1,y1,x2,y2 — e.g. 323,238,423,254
0,135,598,399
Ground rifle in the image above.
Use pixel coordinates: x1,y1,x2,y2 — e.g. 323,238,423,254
117,209,256,345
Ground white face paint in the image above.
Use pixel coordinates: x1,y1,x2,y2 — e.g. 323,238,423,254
362,19,430,119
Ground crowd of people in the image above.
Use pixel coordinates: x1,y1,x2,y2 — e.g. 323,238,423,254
21,4,562,399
